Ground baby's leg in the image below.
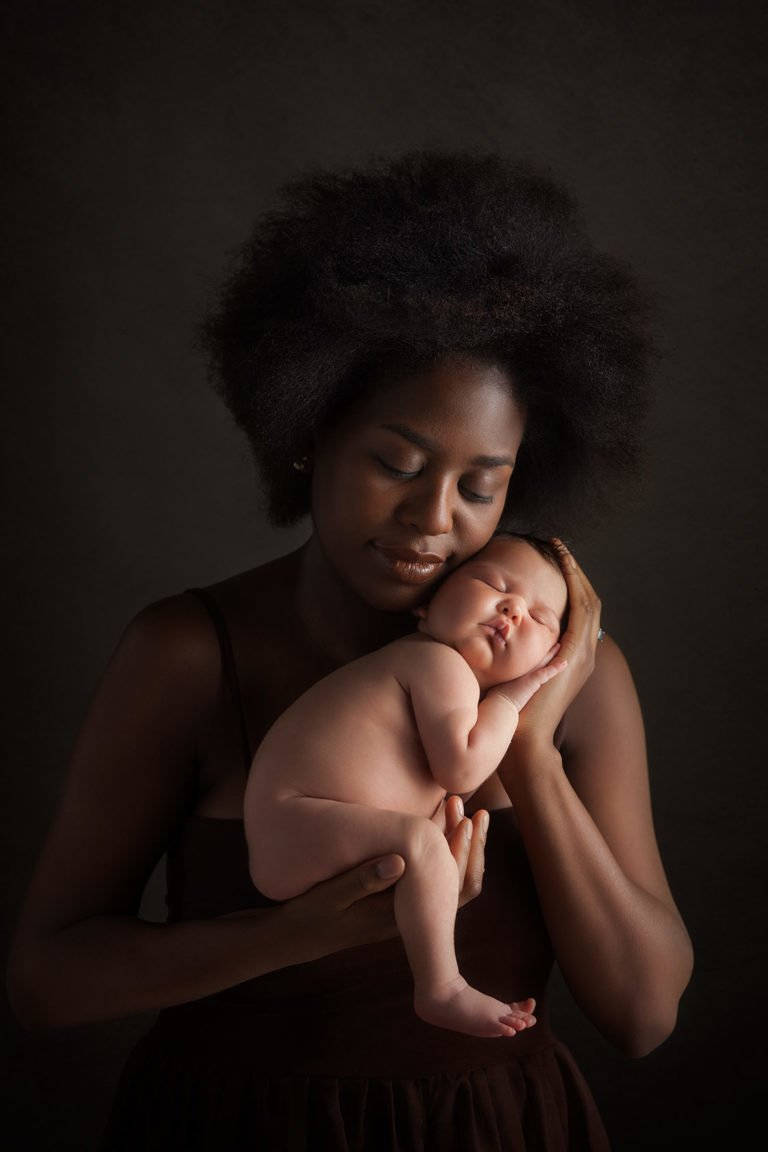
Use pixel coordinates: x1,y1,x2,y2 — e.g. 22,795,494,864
248,796,534,1038
247,793,418,901
394,818,534,1038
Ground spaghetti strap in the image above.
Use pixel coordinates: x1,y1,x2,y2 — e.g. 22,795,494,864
185,587,253,773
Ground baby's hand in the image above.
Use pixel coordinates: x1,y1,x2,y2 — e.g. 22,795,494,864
492,643,567,713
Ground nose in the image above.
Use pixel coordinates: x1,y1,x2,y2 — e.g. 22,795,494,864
396,474,455,537
498,594,526,625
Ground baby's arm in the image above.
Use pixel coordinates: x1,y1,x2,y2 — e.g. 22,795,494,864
409,643,566,796
408,645,522,795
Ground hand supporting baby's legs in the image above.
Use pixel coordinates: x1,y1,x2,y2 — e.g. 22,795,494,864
246,794,535,1038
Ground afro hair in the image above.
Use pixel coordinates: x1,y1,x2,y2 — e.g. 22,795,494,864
198,147,661,532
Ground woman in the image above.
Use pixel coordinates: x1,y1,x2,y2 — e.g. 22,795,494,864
7,149,693,1150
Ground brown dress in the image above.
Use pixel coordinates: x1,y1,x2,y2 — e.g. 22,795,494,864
99,587,611,1151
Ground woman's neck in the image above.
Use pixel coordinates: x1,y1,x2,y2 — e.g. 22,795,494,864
291,535,415,666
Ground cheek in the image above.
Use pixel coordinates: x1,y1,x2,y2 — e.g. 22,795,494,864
428,584,465,629
460,517,505,563
531,630,554,658
312,458,378,537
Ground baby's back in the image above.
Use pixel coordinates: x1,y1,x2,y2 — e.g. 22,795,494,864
248,635,444,817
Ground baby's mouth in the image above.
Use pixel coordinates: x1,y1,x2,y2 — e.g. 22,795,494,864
480,617,511,649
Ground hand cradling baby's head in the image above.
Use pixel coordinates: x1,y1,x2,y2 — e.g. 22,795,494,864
413,533,567,688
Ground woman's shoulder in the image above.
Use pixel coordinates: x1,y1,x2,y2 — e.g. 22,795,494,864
116,553,297,700
131,553,294,648
115,592,222,706
192,550,299,620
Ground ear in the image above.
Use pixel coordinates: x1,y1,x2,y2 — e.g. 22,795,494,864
411,604,428,619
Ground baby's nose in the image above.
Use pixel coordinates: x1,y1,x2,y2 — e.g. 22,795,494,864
500,595,526,623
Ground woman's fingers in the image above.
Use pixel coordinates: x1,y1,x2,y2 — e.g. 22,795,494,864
551,538,602,642
339,793,486,917
539,659,567,683
331,853,405,910
574,561,601,626
443,793,464,836
467,810,488,891
344,793,484,912
440,796,487,907
568,546,600,604
552,538,600,608
551,536,577,573
551,538,589,609
456,810,487,907
447,814,470,893
552,538,579,579
552,538,585,590
531,641,561,671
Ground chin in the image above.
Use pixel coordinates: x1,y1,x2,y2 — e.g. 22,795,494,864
364,583,431,616
366,594,417,616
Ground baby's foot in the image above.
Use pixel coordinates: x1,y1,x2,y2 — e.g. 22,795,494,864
414,977,537,1038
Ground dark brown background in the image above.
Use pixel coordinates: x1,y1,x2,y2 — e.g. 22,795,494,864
3,1,765,1147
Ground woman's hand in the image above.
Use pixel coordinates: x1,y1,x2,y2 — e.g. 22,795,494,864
273,795,489,954
490,642,567,712
264,801,535,1026
511,538,603,750
433,793,489,910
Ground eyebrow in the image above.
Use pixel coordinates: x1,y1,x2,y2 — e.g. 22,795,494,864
378,422,516,469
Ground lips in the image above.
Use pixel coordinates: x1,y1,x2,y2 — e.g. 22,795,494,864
480,615,512,647
372,543,446,563
369,542,446,586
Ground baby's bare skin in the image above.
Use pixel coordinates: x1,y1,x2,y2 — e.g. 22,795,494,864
245,537,567,1038
250,633,448,818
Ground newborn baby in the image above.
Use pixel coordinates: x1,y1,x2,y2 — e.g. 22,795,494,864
244,532,568,1039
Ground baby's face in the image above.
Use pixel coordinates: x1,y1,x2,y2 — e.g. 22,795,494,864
416,537,567,688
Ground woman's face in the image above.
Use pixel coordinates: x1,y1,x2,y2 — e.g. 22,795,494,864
309,354,526,613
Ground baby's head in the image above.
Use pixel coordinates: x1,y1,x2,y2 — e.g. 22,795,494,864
413,533,568,689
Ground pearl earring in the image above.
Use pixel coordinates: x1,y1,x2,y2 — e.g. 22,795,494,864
292,456,309,471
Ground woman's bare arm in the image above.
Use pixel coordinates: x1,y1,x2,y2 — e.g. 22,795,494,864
499,634,694,1058
5,597,346,1028
6,596,487,1029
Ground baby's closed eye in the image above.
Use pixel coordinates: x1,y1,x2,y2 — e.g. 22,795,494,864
533,613,558,631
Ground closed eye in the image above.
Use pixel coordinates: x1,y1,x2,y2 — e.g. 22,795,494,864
471,576,556,629
471,575,506,594
378,460,418,479
533,614,558,631
375,459,494,504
